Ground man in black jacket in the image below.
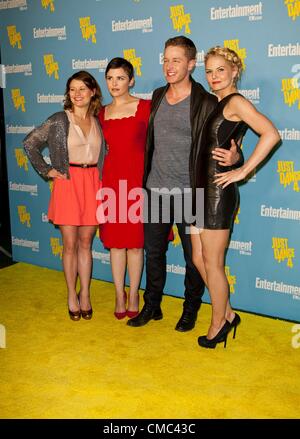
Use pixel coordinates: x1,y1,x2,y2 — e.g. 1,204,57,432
128,36,241,331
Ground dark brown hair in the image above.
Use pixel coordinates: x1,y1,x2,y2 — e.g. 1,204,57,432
105,57,134,80
164,36,197,60
64,70,102,115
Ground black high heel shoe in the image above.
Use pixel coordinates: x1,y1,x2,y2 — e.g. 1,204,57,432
198,320,231,349
230,313,241,339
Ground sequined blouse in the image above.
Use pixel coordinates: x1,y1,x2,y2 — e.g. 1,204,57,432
23,111,106,180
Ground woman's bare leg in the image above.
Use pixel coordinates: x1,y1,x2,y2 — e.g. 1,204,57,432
59,225,79,312
200,229,231,339
77,225,96,310
110,248,127,313
127,248,143,311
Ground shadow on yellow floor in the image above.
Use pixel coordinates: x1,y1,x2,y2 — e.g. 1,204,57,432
0,263,299,419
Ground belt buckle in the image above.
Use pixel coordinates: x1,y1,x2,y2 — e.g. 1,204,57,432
82,164,88,168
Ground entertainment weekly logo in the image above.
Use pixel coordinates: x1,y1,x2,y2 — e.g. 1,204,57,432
261,204,300,221
6,124,34,135
9,181,38,196
238,87,260,104
72,58,108,72
159,51,205,67
36,93,64,104
268,42,300,57
96,182,204,231
255,277,300,301
12,236,39,252
111,16,153,33
0,0,27,10
210,2,263,21
33,26,66,40
4,63,32,76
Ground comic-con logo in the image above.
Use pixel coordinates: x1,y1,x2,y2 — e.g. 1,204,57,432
17,205,31,227
224,39,247,70
7,25,22,49
79,17,97,43
272,237,295,268
43,54,59,79
41,0,55,12
225,266,236,293
277,160,300,192
123,49,142,76
281,77,300,109
15,148,28,171
11,89,26,112
50,237,63,258
285,0,300,21
170,4,191,34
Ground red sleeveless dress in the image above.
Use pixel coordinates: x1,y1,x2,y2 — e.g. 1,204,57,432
98,99,151,248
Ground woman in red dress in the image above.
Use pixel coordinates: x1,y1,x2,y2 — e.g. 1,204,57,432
98,58,151,319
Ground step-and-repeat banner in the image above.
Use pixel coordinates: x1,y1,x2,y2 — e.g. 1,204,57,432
1,0,299,321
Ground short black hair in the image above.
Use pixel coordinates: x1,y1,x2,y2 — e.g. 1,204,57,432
164,36,197,60
105,57,134,80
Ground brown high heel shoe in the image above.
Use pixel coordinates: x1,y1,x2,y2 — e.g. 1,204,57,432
79,293,93,320
81,308,93,320
68,309,81,321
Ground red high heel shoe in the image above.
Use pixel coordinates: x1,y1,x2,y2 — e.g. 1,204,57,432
127,293,140,318
114,291,127,320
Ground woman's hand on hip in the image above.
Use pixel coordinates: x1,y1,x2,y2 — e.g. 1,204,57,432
47,169,67,179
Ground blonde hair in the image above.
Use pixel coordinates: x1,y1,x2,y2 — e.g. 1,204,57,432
205,46,243,84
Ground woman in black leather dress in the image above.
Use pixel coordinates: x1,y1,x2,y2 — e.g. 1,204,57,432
191,47,280,348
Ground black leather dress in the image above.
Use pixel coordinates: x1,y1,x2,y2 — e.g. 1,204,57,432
195,93,248,229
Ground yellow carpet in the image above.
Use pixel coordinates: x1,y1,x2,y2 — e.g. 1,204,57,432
0,262,299,419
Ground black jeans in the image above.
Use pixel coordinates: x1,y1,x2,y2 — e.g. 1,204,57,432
143,189,205,313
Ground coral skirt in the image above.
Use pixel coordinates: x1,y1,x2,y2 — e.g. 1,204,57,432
48,166,101,226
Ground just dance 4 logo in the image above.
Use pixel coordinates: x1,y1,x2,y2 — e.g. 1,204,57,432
171,225,181,247
277,160,300,191
272,237,295,268
11,89,25,112
284,0,300,20
15,148,29,171
43,54,59,79
41,0,55,12
17,205,31,227
123,49,142,76
7,25,22,49
224,39,247,70
281,76,300,109
170,4,191,34
50,237,63,259
79,17,97,43
234,207,240,224
225,266,236,293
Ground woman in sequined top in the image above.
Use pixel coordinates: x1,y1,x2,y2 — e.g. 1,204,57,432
24,71,105,321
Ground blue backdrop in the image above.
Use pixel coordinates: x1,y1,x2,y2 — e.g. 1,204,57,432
1,0,299,321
